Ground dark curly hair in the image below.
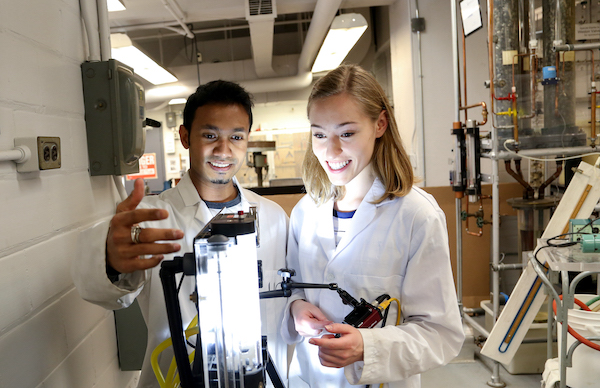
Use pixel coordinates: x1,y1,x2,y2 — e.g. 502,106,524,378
182,80,254,131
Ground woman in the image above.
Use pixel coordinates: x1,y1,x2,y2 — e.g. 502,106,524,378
281,65,464,388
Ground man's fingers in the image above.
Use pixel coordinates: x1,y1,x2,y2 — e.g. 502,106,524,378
134,227,184,245
111,208,170,229
126,242,182,257
116,178,146,213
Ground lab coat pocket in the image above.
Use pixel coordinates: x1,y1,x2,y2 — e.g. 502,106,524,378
343,274,403,307
343,273,404,327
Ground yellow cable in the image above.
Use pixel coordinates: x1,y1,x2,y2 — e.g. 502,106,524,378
375,298,401,388
151,337,174,388
378,298,401,326
391,299,401,326
152,315,200,388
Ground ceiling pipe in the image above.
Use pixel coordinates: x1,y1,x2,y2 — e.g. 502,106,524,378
144,0,343,99
80,0,101,61
159,0,194,38
97,0,111,61
111,18,313,38
246,0,278,79
247,18,278,77
240,0,343,93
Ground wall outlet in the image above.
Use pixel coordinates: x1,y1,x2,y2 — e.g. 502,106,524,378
37,137,61,170
14,137,61,172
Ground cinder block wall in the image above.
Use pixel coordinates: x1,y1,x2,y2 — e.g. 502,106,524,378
0,1,138,387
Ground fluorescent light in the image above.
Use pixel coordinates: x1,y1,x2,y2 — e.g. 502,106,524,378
169,98,187,105
111,33,178,85
146,85,188,99
107,0,126,12
312,13,368,73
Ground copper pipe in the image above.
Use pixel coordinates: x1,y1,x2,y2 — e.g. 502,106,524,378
512,88,519,144
460,101,488,126
511,53,532,90
463,26,468,123
586,50,597,143
553,51,568,117
555,53,560,116
592,84,597,144
538,160,563,199
515,158,524,178
523,51,538,119
487,0,496,129
505,160,534,199
464,200,484,237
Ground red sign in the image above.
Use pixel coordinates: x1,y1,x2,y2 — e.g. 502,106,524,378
126,153,158,180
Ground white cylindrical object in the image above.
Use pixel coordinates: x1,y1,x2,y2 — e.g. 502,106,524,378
0,146,30,163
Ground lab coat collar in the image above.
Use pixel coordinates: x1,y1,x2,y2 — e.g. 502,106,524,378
315,200,336,261
314,177,393,261
176,171,251,223
332,178,383,257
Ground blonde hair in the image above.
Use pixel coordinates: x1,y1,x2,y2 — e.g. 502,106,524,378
303,64,415,205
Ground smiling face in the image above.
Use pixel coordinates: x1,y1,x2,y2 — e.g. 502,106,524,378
179,103,250,200
309,93,387,190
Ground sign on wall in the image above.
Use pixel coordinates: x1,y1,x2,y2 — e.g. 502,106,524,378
126,153,158,180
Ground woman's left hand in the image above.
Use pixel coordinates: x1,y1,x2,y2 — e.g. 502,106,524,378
308,323,364,368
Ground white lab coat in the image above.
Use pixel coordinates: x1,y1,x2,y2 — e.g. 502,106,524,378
281,178,464,388
72,172,289,388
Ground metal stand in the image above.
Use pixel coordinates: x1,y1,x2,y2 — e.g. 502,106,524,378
532,242,600,388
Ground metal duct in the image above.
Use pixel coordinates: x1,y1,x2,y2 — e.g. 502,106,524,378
246,0,278,77
241,0,343,93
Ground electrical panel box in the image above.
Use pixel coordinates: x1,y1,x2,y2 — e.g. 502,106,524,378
81,59,146,176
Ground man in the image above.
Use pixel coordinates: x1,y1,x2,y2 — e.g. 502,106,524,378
72,80,289,387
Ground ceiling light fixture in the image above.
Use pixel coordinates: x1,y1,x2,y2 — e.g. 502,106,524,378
107,0,126,12
311,13,368,73
169,98,187,105
111,33,178,85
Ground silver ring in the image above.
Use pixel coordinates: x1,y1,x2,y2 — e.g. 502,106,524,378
131,225,142,244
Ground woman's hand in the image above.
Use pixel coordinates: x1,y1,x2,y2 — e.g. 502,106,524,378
290,299,333,337
308,323,364,368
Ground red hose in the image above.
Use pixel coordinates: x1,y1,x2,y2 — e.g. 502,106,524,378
553,296,600,352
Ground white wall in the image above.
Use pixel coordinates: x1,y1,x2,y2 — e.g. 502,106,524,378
0,0,138,387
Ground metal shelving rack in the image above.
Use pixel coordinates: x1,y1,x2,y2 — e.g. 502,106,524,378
532,240,600,388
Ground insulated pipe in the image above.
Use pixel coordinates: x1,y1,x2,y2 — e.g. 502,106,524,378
592,82,597,144
490,113,504,388
543,0,575,130
113,18,313,38
415,0,426,186
80,0,101,61
241,0,342,93
0,146,31,164
554,0,562,44
554,42,600,51
451,0,464,319
487,145,598,159
487,0,496,128
159,0,194,39
512,52,537,120
97,0,111,61
297,0,343,73
89,0,128,200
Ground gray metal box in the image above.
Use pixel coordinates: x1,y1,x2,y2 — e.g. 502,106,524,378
81,59,146,176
